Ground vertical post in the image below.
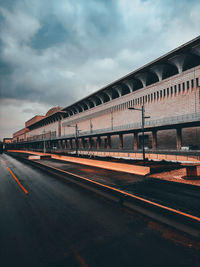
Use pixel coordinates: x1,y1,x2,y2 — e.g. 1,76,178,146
97,137,101,149
119,134,123,150
152,130,157,150
43,130,46,154
142,105,145,166
75,124,78,155
107,135,111,149
176,128,182,150
134,132,138,150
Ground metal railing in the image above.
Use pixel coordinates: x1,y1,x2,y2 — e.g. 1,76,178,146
17,112,200,143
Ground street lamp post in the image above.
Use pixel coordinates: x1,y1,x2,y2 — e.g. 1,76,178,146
128,105,150,166
67,124,78,155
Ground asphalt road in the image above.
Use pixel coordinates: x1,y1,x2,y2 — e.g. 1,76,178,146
0,154,200,267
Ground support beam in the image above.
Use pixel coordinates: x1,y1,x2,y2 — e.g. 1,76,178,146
134,132,138,150
152,130,157,150
89,137,92,149
97,137,101,149
119,134,123,150
70,139,73,149
176,128,182,150
107,135,111,149
80,138,84,149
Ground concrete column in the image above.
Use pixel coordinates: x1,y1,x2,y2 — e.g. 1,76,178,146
97,137,101,149
89,137,92,149
176,128,182,150
134,132,138,150
119,134,123,150
152,130,157,150
70,139,73,149
107,135,111,149
81,138,85,149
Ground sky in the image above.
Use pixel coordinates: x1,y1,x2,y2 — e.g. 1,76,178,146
0,0,200,139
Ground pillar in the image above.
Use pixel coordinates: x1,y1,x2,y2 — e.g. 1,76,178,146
97,137,101,149
107,135,111,149
70,139,73,149
152,130,157,150
134,132,138,150
176,128,182,150
89,137,92,149
81,138,85,149
119,134,123,150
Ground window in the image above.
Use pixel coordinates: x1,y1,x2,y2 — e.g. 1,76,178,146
191,79,194,89
148,94,150,102
196,78,199,87
151,93,153,101
160,90,162,98
182,82,185,92
187,81,190,90
163,89,166,97
171,86,173,94
145,95,147,103
167,88,169,96
157,91,159,99
174,85,177,94
178,84,181,93
154,92,156,100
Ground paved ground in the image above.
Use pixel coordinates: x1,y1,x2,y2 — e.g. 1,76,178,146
1,153,200,267
27,156,200,218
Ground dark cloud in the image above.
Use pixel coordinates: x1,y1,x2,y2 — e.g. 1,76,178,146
0,0,200,138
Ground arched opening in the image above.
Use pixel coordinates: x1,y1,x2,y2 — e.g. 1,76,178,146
101,92,110,103
146,72,159,86
162,64,179,79
183,54,200,71
120,83,131,96
111,88,120,99
132,79,143,91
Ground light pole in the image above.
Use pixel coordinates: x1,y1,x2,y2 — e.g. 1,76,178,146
67,124,78,155
128,105,150,166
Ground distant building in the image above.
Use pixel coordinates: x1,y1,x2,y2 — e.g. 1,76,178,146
11,36,200,153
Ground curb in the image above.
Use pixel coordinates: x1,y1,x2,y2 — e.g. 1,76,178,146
8,152,200,240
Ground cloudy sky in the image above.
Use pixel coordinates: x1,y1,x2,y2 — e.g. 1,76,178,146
0,0,200,139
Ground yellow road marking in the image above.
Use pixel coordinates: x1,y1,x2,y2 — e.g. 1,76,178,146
7,167,28,195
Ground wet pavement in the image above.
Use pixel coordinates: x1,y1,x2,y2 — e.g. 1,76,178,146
1,153,200,267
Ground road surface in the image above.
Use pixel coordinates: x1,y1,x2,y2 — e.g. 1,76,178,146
0,153,199,267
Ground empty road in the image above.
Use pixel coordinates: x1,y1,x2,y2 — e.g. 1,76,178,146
0,153,199,267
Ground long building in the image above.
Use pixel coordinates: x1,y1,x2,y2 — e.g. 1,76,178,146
11,36,200,158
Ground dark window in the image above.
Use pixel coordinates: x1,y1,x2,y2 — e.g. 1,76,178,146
178,84,181,93
171,86,173,94
145,95,147,103
174,85,177,94
157,91,159,99
191,79,194,88
196,78,199,87
154,92,156,100
187,81,190,90
160,90,162,98
163,89,166,97
182,82,185,92
148,94,150,102
167,88,169,96
151,93,153,101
